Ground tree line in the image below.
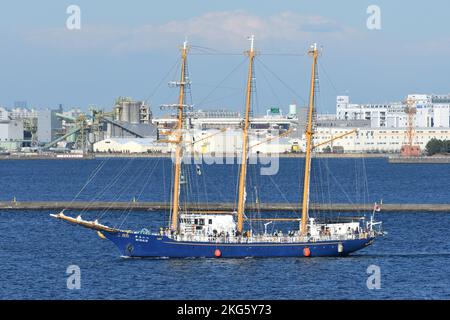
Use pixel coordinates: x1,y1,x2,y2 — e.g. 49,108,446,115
425,138,450,156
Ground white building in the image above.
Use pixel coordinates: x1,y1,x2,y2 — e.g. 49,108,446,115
0,119,24,150
301,127,450,153
182,129,292,155
336,94,450,128
0,107,9,121
37,109,63,143
93,128,293,155
93,138,169,153
9,107,38,120
155,108,295,132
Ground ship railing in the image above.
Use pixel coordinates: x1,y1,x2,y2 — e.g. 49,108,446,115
172,231,371,243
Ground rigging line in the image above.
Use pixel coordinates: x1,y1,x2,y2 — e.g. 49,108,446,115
162,158,167,227
196,91,243,107
266,174,298,215
196,57,247,108
199,158,210,211
93,158,137,218
234,156,241,212
318,158,330,220
68,159,107,205
118,158,162,229
190,161,199,211
190,152,206,209
81,158,135,216
190,53,243,56
248,164,257,232
115,160,154,227
297,155,304,220
189,45,222,53
190,44,240,54
181,162,189,212
256,57,306,104
354,159,361,211
188,163,197,212
259,53,307,57
168,155,176,229
113,158,156,226
318,61,340,96
252,61,259,116
98,161,144,222
322,159,356,206
325,158,333,218
192,157,206,210
310,156,318,219
184,56,194,107
186,163,193,212
253,162,265,233
255,59,282,107
144,58,181,104
111,158,161,226
191,163,199,211
360,159,367,216
159,60,187,116
190,48,307,57
232,156,239,211
194,83,242,90
354,158,365,217
361,157,370,211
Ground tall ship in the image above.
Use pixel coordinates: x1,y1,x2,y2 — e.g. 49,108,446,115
52,37,383,258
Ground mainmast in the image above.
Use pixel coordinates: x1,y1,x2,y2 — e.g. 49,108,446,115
236,35,256,234
300,43,319,235
170,40,189,232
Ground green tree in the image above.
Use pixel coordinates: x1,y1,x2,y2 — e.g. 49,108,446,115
425,138,443,156
441,140,450,154
323,145,332,153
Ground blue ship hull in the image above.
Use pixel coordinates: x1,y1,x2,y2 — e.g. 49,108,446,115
103,232,375,258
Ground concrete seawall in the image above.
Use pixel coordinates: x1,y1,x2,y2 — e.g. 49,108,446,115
1,201,449,212
388,156,450,164
1,153,389,160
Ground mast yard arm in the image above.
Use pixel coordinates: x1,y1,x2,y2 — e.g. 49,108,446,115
312,129,358,150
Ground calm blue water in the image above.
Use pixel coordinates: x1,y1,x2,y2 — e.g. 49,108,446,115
1,158,450,299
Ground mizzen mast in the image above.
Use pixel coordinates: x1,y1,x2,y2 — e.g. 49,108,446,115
300,43,319,235
170,39,189,232
236,35,256,234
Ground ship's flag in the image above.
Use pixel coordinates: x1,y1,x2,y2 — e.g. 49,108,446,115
374,203,381,212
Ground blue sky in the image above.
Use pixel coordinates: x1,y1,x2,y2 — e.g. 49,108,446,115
0,1,449,115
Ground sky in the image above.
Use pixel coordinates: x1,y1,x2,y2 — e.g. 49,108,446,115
0,0,449,115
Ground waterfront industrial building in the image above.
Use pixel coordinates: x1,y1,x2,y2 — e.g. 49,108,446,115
307,127,450,153
336,94,450,128
93,138,167,154
1,93,450,155
0,118,24,151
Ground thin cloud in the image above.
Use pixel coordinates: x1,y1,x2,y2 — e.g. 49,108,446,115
24,10,359,53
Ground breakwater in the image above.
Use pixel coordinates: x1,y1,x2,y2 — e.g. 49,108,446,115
1,201,449,212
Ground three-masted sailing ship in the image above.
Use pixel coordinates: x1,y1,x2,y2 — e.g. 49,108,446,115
52,37,383,258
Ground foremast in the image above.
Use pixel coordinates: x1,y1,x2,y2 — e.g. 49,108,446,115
170,40,189,232
236,35,256,234
300,43,319,235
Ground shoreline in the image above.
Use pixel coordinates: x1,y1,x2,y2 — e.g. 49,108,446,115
0,152,390,160
2,153,449,162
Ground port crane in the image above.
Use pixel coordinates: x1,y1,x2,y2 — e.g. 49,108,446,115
400,97,421,157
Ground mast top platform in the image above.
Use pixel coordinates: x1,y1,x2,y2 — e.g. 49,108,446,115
245,35,258,57
308,43,322,56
